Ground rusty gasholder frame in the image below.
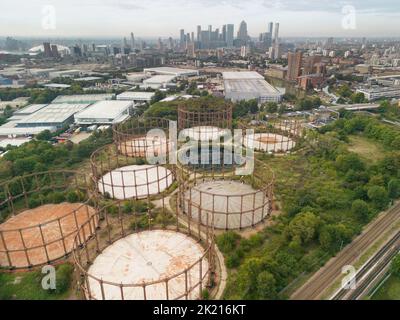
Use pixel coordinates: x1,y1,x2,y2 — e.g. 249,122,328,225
73,197,216,300
177,159,275,230
0,170,98,270
90,144,176,201
240,118,303,153
178,101,233,131
113,117,173,158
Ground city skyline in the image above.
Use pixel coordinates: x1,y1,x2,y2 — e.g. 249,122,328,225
1,0,400,38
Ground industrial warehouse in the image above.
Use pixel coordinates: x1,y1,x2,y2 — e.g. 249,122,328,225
223,71,285,104
74,100,134,125
0,95,137,139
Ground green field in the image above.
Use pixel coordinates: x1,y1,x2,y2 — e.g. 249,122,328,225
371,274,400,300
0,264,74,300
347,135,388,163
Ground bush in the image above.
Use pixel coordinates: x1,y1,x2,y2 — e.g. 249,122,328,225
47,191,65,204
53,263,73,295
216,232,241,254
368,186,390,210
351,199,369,222
28,197,42,209
66,190,79,203
388,179,400,199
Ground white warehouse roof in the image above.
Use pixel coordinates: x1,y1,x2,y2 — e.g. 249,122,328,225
14,104,48,115
223,71,283,103
222,71,265,80
143,75,176,84
17,104,89,126
74,100,134,125
143,67,199,77
117,92,155,102
52,94,115,104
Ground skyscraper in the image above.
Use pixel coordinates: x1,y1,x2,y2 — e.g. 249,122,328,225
237,21,248,42
130,32,135,49
287,51,303,81
197,25,201,42
268,22,273,34
43,42,52,57
227,24,234,47
180,29,185,46
274,23,280,44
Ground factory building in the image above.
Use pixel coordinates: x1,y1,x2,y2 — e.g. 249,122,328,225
141,75,177,89
223,71,284,104
52,94,115,104
16,104,89,129
143,67,199,77
74,100,134,126
116,92,155,104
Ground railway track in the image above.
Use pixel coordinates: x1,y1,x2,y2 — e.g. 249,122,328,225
332,231,400,300
291,202,400,300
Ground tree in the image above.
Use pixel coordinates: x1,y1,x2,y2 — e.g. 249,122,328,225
150,90,167,104
236,258,263,299
36,130,53,141
350,92,366,104
337,84,352,98
388,179,400,200
351,199,369,222
256,271,278,300
264,102,278,113
319,224,353,253
335,153,365,173
367,186,390,210
288,211,320,245
216,231,241,254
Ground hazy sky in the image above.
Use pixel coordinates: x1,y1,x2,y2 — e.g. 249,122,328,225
1,0,400,38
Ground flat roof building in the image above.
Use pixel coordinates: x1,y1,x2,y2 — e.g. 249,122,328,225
74,100,134,126
357,86,400,101
141,75,177,89
52,94,115,104
116,92,155,103
143,67,199,77
223,71,284,104
16,104,89,129
13,104,48,116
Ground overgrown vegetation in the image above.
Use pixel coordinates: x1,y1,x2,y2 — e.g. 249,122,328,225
0,263,74,300
220,114,400,300
0,128,113,182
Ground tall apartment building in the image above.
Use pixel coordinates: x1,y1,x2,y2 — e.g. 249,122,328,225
287,51,303,82
226,24,234,48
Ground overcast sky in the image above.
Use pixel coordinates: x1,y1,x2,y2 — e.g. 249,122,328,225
1,0,400,38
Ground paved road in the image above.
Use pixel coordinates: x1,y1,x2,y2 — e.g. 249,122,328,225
291,202,400,300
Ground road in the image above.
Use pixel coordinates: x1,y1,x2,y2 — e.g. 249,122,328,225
291,202,400,300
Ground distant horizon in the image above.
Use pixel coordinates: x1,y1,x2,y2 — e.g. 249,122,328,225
1,1,400,38
2,35,400,41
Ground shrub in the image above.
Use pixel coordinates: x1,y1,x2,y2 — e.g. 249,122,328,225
216,232,241,254
53,263,74,295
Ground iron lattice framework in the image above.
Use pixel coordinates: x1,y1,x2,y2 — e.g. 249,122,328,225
240,118,303,153
73,197,216,300
177,160,275,230
113,117,173,159
0,170,98,270
90,144,176,201
178,102,233,131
